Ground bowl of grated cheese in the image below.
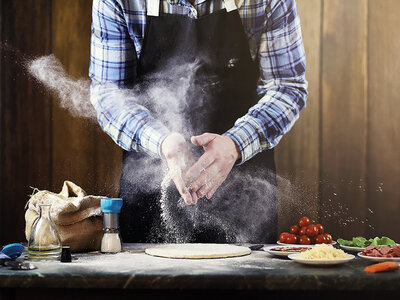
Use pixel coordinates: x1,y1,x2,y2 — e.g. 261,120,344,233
288,244,355,265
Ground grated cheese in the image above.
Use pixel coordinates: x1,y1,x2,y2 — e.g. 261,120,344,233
299,244,347,259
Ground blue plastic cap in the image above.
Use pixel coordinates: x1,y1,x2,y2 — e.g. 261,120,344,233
1,243,24,259
0,252,11,260
101,198,123,213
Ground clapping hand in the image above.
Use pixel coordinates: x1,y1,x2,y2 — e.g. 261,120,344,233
185,133,241,200
161,133,198,205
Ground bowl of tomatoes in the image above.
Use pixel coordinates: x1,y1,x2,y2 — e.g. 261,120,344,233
278,216,334,245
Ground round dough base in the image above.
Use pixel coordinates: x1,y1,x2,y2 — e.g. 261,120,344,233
145,243,251,259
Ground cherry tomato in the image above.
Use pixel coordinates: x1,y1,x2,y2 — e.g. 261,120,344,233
279,232,290,243
290,225,300,235
285,234,298,244
299,235,311,245
298,217,311,228
315,224,325,234
306,225,319,237
309,236,317,244
324,233,333,244
315,234,327,244
299,226,307,236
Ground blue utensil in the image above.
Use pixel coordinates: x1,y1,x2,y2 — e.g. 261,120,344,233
1,243,25,259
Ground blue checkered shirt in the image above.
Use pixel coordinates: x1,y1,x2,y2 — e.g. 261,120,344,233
89,0,308,164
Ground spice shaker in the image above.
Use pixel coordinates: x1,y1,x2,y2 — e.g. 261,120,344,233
100,198,123,253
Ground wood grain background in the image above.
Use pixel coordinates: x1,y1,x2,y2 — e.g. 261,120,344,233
1,0,400,244
276,0,400,240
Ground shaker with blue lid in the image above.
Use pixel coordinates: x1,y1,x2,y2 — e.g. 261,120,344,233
100,198,123,253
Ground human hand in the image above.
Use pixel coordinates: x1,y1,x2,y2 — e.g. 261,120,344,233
185,133,241,200
161,132,197,205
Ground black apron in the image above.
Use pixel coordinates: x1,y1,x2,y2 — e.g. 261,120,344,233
119,0,277,244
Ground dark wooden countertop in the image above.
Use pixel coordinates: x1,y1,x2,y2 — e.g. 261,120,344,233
1,243,399,299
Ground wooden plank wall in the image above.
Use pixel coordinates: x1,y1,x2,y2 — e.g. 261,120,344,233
1,0,400,243
0,0,121,244
276,0,321,232
51,0,97,194
276,0,400,241
320,0,368,238
367,0,400,238
1,0,53,244
51,0,121,197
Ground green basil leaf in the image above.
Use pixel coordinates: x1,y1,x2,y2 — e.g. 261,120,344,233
337,238,353,246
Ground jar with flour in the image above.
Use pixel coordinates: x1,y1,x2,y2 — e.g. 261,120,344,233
100,198,123,253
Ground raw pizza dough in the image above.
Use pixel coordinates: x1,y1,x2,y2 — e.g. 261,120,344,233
144,243,251,259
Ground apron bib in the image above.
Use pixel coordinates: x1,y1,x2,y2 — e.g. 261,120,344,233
119,0,277,243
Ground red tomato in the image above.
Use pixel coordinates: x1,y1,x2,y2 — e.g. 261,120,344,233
299,226,307,236
324,233,333,244
306,225,319,237
299,235,311,245
298,217,311,228
315,224,325,234
315,234,327,244
285,234,298,244
279,232,290,243
309,236,317,244
290,225,300,235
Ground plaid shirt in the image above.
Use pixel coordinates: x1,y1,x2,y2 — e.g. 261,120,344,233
89,0,308,164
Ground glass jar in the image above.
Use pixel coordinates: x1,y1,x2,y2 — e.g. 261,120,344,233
101,228,122,253
28,204,62,259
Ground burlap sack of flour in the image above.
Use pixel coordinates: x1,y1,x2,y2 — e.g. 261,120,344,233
25,181,104,252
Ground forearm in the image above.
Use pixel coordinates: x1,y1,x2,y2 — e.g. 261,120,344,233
89,0,170,156
224,76,308,164
90,81,170,157
224,0,308,164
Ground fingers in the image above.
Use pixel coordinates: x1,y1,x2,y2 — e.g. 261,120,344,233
206,183,220,199
191,133,216,147
195,172,224,200
189,163,218,195
162,134,198,205
185,133,237,202
196,183,212,199
185,153,215,184
170,170,193,205
190,189,198,205
167,155,193,205
171,171,198,205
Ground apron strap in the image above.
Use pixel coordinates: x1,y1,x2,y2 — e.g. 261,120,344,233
224,0,237,12
147,0,160,16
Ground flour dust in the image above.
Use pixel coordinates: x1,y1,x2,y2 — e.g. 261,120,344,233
28,55,95,119
24,53,368,243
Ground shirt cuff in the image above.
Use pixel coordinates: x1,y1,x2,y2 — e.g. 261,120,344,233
137,119,170,158
223,120,262,165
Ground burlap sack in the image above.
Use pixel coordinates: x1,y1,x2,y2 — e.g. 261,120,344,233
25,181,104,252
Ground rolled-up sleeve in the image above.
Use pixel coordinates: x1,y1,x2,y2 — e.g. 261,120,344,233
224,0,308,164
89,0,170,157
